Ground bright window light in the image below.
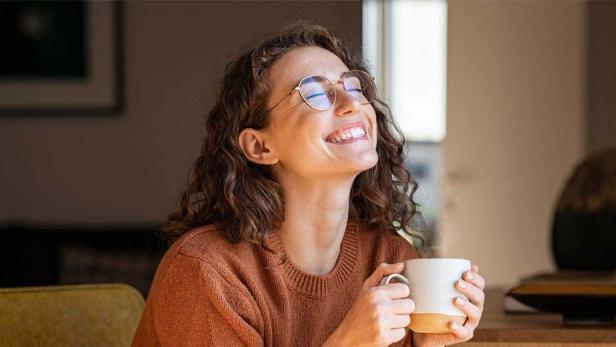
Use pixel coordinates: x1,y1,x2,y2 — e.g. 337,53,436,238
363,0,448,250
363,0,447,142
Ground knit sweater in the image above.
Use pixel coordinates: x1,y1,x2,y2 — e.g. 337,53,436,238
132,220,420,347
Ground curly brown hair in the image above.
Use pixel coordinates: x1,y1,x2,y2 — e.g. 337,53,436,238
161,22,421,247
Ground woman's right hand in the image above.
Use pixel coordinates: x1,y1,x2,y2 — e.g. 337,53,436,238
324,263,415,347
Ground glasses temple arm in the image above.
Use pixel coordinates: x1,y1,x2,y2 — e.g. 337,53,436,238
259,87,300,117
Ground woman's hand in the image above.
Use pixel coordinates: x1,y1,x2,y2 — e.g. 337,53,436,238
324,263,415,347
412,264,486,347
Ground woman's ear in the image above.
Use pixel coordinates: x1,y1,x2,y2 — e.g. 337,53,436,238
238,128,279,165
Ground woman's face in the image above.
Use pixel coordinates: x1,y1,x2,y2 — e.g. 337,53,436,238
263,46,379,180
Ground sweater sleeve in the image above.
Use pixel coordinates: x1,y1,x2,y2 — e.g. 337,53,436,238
404,333,413,347
146,252,264,347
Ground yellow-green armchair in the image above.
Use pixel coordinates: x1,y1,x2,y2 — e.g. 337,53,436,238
0,284,145,347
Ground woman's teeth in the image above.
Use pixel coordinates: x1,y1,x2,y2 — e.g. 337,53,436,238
327,127,367,143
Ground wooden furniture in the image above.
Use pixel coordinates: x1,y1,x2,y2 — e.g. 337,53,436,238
465,288,616,347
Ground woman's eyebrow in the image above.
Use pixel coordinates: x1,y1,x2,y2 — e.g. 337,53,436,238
286,70,350,90
321,71,353,82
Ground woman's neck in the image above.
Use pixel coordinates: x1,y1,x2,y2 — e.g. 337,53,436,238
276,175,355,275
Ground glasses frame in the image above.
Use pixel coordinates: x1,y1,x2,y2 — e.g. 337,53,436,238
261,70,376,116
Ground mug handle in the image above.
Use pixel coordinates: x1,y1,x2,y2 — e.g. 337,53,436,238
380,273,409,286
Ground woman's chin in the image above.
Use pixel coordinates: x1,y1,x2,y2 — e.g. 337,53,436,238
342,151,379,173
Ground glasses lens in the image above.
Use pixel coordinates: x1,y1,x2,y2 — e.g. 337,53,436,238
298,76,335,111
343,71,376,104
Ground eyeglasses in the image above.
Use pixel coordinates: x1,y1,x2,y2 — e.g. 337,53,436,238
262,70,377,115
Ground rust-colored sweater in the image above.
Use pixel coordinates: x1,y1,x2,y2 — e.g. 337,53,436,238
132,221,420,346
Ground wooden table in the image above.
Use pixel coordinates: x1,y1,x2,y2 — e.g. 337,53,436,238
464,288,616,347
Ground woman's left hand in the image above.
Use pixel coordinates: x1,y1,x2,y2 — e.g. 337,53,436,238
412,264,485,347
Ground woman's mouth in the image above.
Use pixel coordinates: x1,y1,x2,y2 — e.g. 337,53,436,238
325,126,367,144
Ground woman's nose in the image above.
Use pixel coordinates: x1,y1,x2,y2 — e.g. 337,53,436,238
333,85,361,116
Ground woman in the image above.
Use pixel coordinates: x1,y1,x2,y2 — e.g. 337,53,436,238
132,22,485,347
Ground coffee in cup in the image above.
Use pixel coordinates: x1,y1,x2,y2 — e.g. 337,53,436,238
381,258,471,333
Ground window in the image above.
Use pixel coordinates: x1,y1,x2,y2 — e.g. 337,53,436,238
363,0,447,251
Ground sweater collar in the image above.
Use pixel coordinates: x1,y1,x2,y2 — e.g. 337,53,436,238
266,221,359,297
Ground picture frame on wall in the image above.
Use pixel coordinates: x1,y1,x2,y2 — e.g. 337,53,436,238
0,1,123,115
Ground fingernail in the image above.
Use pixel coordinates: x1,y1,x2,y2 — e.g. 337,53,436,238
466,272,474,280
455,297,466,306
451,322,460,330
458,280,467,289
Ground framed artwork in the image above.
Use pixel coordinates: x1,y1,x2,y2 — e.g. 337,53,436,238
0,1,123,115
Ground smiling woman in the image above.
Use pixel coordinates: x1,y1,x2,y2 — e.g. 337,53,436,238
161,30,417,247
131,22,484,347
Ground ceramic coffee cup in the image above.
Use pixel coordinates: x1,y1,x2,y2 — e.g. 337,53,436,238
381,258,471,333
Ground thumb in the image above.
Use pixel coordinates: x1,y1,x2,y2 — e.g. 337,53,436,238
363,262,404,288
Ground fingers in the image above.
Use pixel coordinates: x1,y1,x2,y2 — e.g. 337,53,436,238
365,263,404,288
453,268,485,335
453,296,482,328
455,279,485,307
449,321,474,340
390,314,411,328
463,269,485,290
377,262,404,277
388,328,407,344
381,283,410,299
388,298,415,315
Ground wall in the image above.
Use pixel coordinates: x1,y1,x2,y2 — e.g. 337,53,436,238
442,1,586,287
0,1,361,224
587,1,616,154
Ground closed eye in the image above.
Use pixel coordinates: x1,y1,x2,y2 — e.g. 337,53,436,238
306,92,328,100
347,88,363,96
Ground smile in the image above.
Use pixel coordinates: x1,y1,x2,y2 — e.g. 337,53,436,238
325,124,367,144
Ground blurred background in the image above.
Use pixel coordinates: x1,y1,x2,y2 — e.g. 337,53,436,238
0,0,614,295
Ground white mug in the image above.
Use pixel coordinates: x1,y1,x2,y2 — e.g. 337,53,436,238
381,258,471,333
